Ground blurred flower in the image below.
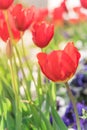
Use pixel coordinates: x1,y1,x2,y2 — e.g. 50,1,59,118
12,4,34,31
80,0,87,9
70,58,87,88
0,0,14,9
62,102,87,130
70,58,87,103
0,10,9,41
61,0,68,12
33,6,48,22
62,102,75,127
70,73,86,87
51,0,67,25
37,42,80,82
72,6,87,22
32,21,54,48
77,103,87,116
0,10,20,42
80,119,87,130
49,114,53,125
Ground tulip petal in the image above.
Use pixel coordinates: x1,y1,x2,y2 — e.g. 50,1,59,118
37,52,47,66
60,51,76,80
64,42,80,68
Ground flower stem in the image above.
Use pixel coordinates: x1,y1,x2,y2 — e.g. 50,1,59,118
14,46,31,100
9,57,21,130
9,58,18,98
21,33,36,87
65,82,81,130
3,10,14,44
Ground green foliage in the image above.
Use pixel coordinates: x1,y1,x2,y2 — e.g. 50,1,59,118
0,42,69,130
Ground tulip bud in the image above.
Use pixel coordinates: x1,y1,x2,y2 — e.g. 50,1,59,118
32,21,54,48
6,39,13,58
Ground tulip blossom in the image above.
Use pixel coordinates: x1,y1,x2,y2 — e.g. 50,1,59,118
32,6,48,22
12,4,34,31
37,42,80,82
52,0,67,25
0,0,14,9
0,10,20,42
32,22,54,48
80,0,87,9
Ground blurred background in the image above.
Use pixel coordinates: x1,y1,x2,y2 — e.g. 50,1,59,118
15,0,80,9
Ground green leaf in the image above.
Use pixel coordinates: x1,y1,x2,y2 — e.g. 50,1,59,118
39,111,53,130
35,106,53,130
31,106,41,129
51,106,68,130
0,117,4,130
7,114,15,130
40,120,47,130
2,98,11,119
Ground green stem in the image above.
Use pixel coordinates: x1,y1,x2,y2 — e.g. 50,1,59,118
21,34,43,106
9,58,18,98
21,34,37,87
65,82,81,130
14,46,31,100
3,10,14,44
9,58,21,130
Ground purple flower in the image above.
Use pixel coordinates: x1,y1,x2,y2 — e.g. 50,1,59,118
70,58,87,88
70,73,86,87
49,114,53,125
73,119,87,130
62,102,87,129
62,102,75,127
80,119,87,130
77,103,87,116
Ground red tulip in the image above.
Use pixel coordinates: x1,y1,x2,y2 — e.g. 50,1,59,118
0,0,14,9
52,0,67,25
32,21,54,48
80,0,87,9
37,42,80,82
0,11,9,41
32,6,48,22
0,10,20,42
12,4,34,31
